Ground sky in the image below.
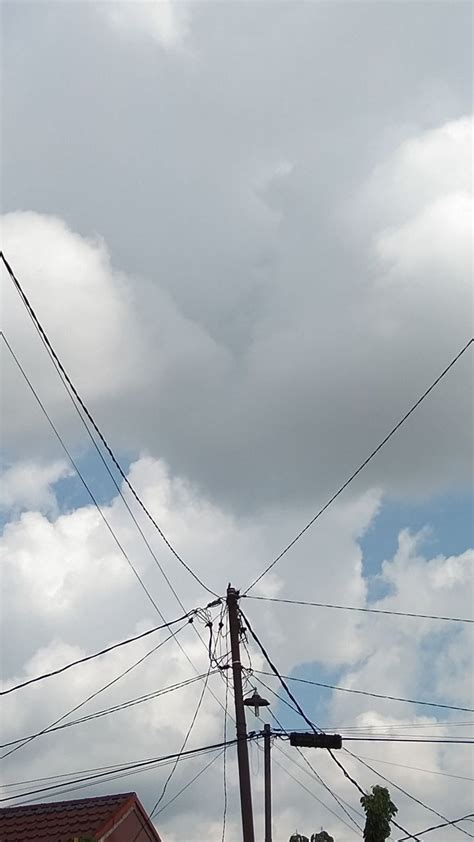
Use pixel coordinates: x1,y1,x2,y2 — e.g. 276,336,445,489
0,1,473,841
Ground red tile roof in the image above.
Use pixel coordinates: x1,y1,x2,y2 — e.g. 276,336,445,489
0,792,155,841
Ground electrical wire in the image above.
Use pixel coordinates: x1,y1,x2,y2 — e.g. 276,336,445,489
270,741,362,837
352,755,474,783
2,749,224,805
1,611,198,697
0,330,164,616
0,671,218,750
252,693,364,833
0,252,218,598
344,749,474,839
4,320,219,669
266,743,360,838
12,749,222,808
342,738,474,745
1,740,228,794
397,816,474,842
154,748,227,818
0,620,192,760
145,620,220,829
241,608,422,842
1,329,233,734
254,669,474,713
244,336,473,594
0,740,240,804
243,595,473,624
251,676,474,745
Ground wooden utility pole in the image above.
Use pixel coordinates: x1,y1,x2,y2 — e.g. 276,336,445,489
264,723,272,842
227,585,255,842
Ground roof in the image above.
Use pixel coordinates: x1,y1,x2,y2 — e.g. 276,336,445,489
0,792,160,841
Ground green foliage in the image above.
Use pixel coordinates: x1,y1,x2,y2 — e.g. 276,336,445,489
361,785,398,842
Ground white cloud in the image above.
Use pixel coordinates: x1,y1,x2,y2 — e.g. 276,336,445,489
364,116,472,224
0,456,472,840
1,9,473,838
0,460,71,513
98,0,191,51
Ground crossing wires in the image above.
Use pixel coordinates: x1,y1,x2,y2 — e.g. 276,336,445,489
244,337,473,594
0,250,219,599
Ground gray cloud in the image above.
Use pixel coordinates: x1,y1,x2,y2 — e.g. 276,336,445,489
2,2,472,512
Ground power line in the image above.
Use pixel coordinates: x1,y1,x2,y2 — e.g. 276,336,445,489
154,748,227,818
344,749,474,839
1,329,234,733
252,676,474,744
5,321,212,639
0,250,219,599
1,611,198,697
342,738,474,745
243,595,473,624
397,816,474,842
254,670,474,713
0,671,218,750
353,755,474,783
1,621,191,760
0,739,242,804
1,738,227,793
0,330,165,617
323,720,474,733
269,743,362,838
12,746,227,808
244,336,473,594
241,609,422,842
146,620,220,826
2,747,223,804
261,704,363,834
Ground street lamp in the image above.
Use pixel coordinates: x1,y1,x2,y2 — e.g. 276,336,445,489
243,690,272,842
243,689,270,717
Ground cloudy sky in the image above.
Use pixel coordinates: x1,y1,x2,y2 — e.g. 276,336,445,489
0,1,473,840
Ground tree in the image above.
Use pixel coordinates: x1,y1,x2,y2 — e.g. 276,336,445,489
360,785,397,842
311,832,334,842
289,834,309,842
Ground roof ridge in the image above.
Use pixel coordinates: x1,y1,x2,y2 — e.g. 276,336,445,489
0,792,136,815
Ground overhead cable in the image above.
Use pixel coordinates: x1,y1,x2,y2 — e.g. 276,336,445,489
244,595,473,624
260,702,363,833
0,622,189,760
353,755,474,783
0,671,217,750
0,739,243,803
269,743,361,838
0,251,219,598
344,749,474,839
241,609,422,842
1,330,233,729
1,611,199,697
145,619,221,829
397,816,474,841
154,748,227,817
244,336,473,594
254,670,474,713
1,330,164,616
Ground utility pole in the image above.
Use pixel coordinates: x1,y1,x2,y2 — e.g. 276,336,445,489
264,723,272,842
227,585,255,842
